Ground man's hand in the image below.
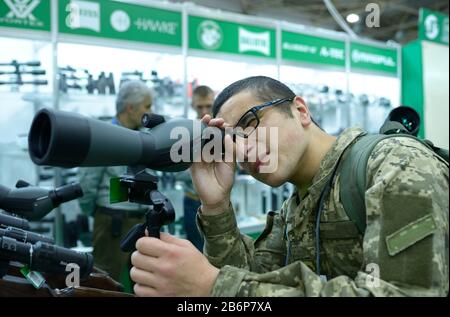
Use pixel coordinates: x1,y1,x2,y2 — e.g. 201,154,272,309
130,232,220,297
190,114,236,215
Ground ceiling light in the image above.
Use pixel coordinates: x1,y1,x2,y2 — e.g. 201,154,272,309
346,13,360,24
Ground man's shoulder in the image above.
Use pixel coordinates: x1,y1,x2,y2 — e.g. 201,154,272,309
369,136,445,167
366,135,448,188
372,135,435,157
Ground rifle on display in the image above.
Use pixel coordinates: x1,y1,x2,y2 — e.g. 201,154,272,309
0,181,132,297
0,60,48,87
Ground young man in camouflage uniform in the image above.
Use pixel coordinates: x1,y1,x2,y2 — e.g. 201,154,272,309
129,76,449,297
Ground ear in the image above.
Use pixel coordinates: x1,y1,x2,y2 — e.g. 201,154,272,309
293,96,312,127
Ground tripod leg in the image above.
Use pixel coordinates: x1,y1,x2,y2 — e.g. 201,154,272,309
120,223,146,252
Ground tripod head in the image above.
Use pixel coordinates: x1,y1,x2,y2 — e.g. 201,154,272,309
116,167,175,252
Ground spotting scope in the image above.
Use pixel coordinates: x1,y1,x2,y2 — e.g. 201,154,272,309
0,180,83,221
28,108,223,172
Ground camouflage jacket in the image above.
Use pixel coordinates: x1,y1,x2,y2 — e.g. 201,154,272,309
197,127,449,297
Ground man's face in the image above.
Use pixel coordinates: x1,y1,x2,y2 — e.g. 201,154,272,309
217,90,311,187
192,94,214,119
129,95,152,129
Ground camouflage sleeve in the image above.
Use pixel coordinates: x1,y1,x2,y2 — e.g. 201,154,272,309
77,166,105,215
209,137,449,297
197,204,287,273
355,137,449,296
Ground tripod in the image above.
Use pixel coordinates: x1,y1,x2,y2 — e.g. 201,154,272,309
119,168,175,252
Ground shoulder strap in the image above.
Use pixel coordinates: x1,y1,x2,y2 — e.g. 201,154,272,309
339,133,448,234
339,134,389,234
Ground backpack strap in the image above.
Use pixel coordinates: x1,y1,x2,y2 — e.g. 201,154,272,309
338,134,390,234
339,133,449,234
421,140,450,165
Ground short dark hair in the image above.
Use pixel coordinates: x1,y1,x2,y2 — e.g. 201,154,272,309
212,76,295,118
192,85,214,99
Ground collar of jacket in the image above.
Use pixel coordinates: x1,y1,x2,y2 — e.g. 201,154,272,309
285,127,366,238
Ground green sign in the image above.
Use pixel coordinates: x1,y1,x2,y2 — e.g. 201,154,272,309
0,0,50,31
350,42,398,74
282,31,345,68
189,15,276,59
419,8,448,46
59,0,182,47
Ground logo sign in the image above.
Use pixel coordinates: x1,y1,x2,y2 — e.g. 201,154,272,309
134,17,178,35
283,42,317,54
5,0,40,20
189,15,276,59
319,47,344,60
110,9,130,33
350,42,398,74
351,49,395,67
424,14,439,40
59,0,182,47
197,20,222,50
238,27,271,56
0,0,50,30
65,0,100,32
419,8,448,45
281,31,346,68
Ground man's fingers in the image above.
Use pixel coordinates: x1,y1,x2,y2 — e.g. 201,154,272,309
134,283,158,297
130,266,158,286
135,236,174,257
202,115,227,128
131,250,158,271
201,114,211,123
208,118,225,127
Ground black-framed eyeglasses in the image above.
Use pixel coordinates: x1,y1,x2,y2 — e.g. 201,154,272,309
232,97,294,139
